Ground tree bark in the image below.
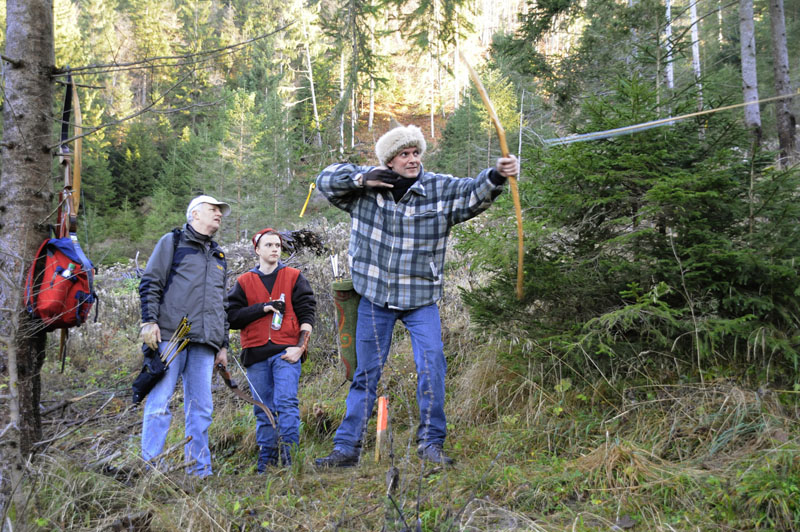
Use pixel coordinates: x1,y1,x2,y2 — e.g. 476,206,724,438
339,50,345,155
688,0,705,140
664,0,674,91
739,0,761,141
368,30,375,132
768,0,797,166
430,51,435,138
689,0,704,113
302,25,322,147
0,0,55,525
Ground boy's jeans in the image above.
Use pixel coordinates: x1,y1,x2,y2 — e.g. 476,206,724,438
246,352,302,466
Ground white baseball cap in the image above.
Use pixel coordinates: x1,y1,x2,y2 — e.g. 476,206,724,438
186,195,231,219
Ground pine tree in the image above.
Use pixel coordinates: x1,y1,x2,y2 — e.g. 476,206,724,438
459,75,800,376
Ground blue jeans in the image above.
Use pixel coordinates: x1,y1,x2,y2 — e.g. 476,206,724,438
333,300,447,455
246,352,302,466
142,342,215,477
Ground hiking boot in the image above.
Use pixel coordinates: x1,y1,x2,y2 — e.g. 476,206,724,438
314,449,359,468
257,459,277,474
257,448,278,473
417,444,454,465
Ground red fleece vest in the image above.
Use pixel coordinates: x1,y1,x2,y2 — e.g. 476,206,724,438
237,268,300,347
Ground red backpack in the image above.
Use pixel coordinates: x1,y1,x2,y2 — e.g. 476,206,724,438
25,234,97,331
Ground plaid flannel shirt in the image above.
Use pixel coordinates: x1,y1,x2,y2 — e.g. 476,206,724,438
316,163,504,310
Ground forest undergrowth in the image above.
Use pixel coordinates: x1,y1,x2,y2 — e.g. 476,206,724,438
14,223,800,532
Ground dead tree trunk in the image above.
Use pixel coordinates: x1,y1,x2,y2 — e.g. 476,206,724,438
0,0,55,523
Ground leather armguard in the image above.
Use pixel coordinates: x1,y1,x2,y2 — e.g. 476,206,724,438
297,330,310,362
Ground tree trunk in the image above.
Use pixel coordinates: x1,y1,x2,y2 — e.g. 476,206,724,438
350,0,357,150
339,50,345,155
351,88,356,150
689,0,704,136
368,30,375,132
453,32,460,109
302,25,322,147
0,0,55,525
739,0,761,141
430,51,435,138
518,88,525,161
664,0,674,91
768,0,797,166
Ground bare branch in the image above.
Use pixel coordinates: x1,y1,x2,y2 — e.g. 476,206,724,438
47,69,196,150
54,79,104,90
33,394,116,450
151,98,225,115
0,422,15,440
53,24,294,77
41,390,102,416
0,54,23,68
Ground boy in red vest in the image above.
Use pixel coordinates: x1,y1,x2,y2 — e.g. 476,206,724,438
227,228,316,471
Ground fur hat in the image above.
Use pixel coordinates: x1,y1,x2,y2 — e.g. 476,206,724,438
375,124,426,166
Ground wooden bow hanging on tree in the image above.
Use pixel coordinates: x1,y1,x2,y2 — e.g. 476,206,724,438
459,53,525,300
57,72,82,238
55,72,83,372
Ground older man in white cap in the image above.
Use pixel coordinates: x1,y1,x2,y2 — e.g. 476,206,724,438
139,194,231,477
315,124,519,467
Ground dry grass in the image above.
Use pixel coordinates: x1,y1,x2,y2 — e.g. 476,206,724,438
10,226,800,531
572,440,701,491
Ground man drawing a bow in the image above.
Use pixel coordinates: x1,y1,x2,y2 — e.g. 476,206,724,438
315,124,519,467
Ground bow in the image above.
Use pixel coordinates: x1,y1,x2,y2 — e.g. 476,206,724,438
460,52,525,300
215,363,276,428
55,71,84,372
56,71,83,238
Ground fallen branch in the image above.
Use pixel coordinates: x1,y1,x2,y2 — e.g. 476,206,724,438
33,394,116,450
162,459,197,477
89,449,122,470
146,435,192,467
41,389,101,416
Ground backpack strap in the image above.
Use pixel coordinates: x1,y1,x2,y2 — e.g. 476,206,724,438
24,238,52,313
171,227,182,253
164,228,182,289
69,233,94,287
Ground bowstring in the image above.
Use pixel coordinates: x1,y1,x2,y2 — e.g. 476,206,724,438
231,353,268,406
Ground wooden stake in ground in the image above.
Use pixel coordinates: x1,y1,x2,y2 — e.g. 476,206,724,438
375,396,388,462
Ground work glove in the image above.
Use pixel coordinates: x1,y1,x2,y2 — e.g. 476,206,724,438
264,300,285,314
141,322,161,350
363,168,401,187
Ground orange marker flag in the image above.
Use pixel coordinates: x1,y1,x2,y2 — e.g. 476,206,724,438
375,396,388,462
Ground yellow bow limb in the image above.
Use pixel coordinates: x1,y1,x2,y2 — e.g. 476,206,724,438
299,182,316,218
460,52,524,300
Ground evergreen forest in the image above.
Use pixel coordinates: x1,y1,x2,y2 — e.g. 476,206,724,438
1,0,800,530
